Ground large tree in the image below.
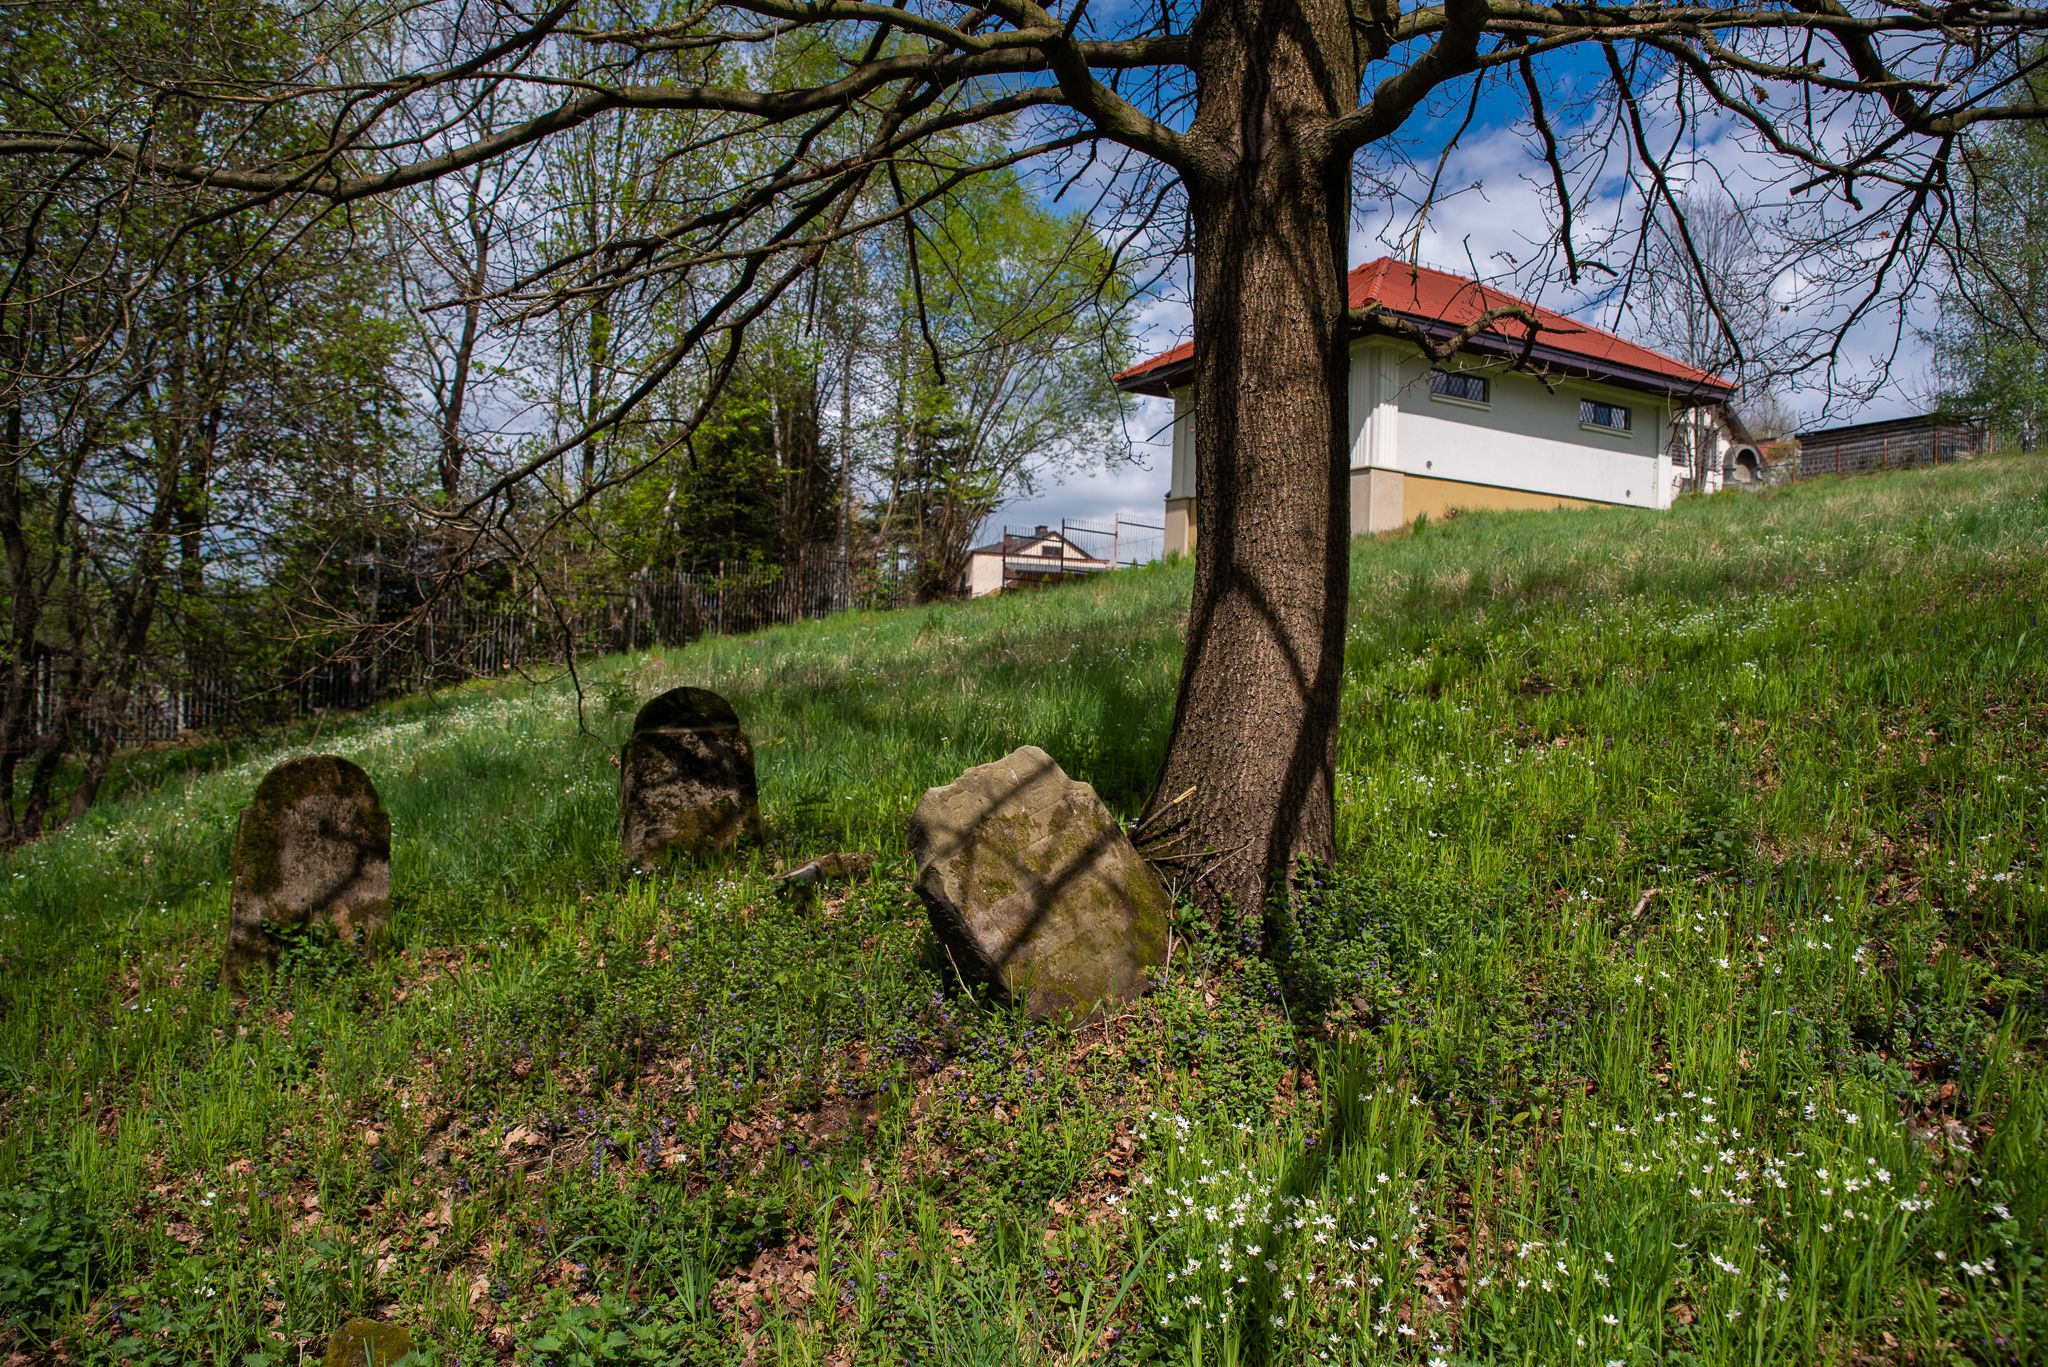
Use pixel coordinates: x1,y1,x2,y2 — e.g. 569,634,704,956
864,164,1134,599
1933,55,2048,450
0,0,400,838
7,0,2045,905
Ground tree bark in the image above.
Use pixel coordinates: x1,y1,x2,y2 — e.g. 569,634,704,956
1138,0,1359,914
439,229,486,502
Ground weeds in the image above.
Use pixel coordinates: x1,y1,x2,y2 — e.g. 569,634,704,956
3,456,2045,1362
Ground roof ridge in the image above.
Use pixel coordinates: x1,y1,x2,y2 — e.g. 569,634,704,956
1358,257,1718,384
1119,256,1727,392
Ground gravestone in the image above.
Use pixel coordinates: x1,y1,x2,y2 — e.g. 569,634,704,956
907,745,1170,1020
620,686,761,866
225,755,391,984
323,1318,413,1367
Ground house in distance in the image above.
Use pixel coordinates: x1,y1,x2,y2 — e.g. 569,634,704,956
1115,258,1762,555
961,525,1112,598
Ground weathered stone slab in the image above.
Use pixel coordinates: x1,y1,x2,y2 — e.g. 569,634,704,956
775,851,875,897
323,1317,413,1367
620,686,761,866
907,745,1170,1020
225,755,391,984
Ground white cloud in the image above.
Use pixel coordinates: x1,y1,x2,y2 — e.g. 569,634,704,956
980,393,1175,549
1005,90,1951,528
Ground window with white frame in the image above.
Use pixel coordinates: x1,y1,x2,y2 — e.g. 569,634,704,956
1428,368,1490,405
1580,398,1632,431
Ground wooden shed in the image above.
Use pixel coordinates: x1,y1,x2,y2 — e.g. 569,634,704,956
1792,413,1987,478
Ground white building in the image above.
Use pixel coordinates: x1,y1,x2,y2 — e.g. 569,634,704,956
961,525,1111,598
1115,258,1760,555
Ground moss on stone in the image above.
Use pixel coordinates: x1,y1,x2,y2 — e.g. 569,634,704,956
632,685,741,734
233,756,388,902
619,689,760,865
224,755,391,987
908,745,1169,1021
322,1318,412,1367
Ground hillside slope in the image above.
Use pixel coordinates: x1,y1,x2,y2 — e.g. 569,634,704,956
4,457,2046,1364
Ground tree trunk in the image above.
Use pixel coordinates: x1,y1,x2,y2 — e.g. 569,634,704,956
1139,0,1358,914
439,244,486,502
581,292,611,492
837,312,856,574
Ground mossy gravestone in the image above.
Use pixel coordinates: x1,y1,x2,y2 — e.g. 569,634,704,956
907,745,1170,1020
323,1318,412,1366
620,686,761,866
224,755,391,985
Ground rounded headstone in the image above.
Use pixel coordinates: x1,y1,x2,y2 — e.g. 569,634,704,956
907,745,1170,1020
620,686,761,866
224,755,391,984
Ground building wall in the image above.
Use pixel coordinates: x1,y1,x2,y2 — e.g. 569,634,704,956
965,553,1005,598
1353,466,1405,534
966,534,1114,595
1668,406,1768,493
1366,343,1675,510
1167,386,1195,501
1164,497,1193,556
1161,340,1691,554
1400,473,1600,520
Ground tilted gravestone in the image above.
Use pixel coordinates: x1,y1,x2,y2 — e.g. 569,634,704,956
907,745,1170,1020
620,686,761,866
224,755,391,984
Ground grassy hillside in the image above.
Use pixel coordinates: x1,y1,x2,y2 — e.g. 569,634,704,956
4,457,2045,1365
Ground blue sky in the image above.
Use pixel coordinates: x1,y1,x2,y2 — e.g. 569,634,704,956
995,44,1951,540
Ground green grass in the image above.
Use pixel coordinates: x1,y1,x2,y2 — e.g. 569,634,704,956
4,456,2046,1365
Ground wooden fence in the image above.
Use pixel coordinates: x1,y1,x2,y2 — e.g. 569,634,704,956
1790,414,1988,479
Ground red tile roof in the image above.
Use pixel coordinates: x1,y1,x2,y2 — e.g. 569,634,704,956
1114,257,1731,397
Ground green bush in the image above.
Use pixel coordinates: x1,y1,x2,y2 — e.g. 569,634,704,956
519,1292,723,1366
0,1164,97,1342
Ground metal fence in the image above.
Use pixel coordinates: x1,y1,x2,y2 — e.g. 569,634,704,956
11,518,1169,755
1060,516,1166,568
5,556,858,753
